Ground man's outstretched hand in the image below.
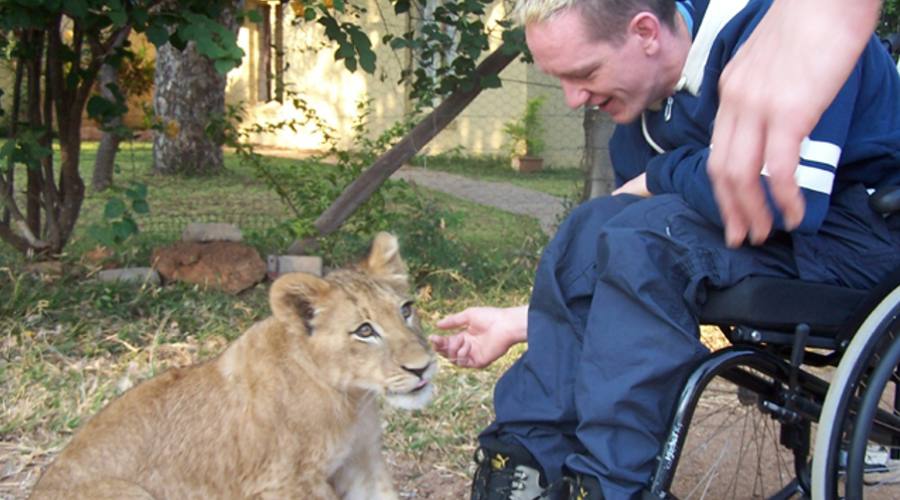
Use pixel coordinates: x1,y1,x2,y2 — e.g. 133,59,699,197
430,306,528,369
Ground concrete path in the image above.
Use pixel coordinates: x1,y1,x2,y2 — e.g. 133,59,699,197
392,166,565,236
251,147,566,236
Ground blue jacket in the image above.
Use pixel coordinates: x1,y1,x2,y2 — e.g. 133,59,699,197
609,0,900,234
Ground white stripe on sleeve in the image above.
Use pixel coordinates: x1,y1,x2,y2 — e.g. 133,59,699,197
761,164,835,194
799,138,842,167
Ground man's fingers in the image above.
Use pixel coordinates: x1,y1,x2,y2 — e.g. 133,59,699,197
712,181,750,247
709,110,767,247
709,145,751,247
457,342,472,364
763,132,805,232
429,335,450,357
436,312,468,330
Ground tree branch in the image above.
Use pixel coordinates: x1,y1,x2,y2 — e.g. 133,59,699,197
0,177,50,250
314,43,520,236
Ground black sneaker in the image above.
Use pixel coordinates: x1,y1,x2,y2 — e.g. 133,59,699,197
470,442,552,500
566,473,604,500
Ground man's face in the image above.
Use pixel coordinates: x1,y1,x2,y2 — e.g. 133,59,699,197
526,8,666,124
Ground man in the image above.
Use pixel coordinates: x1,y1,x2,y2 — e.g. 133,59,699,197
431,0,900,499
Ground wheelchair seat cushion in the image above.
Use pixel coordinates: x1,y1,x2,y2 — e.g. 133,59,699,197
699,277,868,336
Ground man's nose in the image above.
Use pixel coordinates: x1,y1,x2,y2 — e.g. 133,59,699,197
560,80,589,109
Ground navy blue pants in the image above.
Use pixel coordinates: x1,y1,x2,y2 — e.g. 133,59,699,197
481,189,900,500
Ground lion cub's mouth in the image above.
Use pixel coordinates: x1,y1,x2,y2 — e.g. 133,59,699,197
412,379,430,392
388,378,431,397
385,364,436,411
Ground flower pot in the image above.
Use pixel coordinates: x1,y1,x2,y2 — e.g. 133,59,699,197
512,156,544,173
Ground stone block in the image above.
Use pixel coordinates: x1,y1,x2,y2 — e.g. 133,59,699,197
97,267,161,285
181,222,243,242
267,255,323,279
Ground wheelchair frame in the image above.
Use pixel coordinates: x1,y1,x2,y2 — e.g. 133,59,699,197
645,264,900,499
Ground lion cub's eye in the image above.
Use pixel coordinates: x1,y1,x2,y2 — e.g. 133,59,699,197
400,301,414,320
351,323,378,339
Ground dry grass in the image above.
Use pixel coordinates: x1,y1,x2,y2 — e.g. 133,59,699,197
0,273,728,500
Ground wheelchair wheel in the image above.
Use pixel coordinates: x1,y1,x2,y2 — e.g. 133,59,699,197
845,331,900,498
669,365,812,499
812,286,900,499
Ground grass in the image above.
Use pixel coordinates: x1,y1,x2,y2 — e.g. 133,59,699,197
0,141,544,499
410,152,584,199
0,141,736,499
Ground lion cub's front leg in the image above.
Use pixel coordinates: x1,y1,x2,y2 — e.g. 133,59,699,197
330,403,399,500
261,479,340,500
331,451,398,500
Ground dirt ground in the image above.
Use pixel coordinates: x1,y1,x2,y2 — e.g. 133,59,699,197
388,450,470,499
0,443,469,499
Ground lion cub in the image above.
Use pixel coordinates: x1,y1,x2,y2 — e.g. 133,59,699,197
32,232,436,500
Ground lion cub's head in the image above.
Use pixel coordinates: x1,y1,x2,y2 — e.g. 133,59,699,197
269,232,435,410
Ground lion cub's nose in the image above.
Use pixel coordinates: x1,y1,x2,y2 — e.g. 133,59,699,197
402,362,431,379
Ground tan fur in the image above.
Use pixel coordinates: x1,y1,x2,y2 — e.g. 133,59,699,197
31,233,436,500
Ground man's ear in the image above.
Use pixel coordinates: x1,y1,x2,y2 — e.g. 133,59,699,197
359,232,409,293
630,11,661,54
269,272,332,335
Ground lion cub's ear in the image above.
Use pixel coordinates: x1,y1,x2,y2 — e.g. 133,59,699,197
270,272,332,335
359,232,409,293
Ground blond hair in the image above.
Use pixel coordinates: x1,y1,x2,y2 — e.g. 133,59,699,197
512,0,678,42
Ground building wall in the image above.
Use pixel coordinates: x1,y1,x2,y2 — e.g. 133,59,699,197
226,0,584,167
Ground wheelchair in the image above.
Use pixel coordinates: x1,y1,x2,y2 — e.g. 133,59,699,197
644,187,900,499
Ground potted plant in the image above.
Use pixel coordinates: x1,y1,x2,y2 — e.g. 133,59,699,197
503,96,546,173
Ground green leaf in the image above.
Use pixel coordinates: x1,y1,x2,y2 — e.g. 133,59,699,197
104,198,126,219
194,35,225,59
394,0,411,14
132,199,150,215
358,49,376,73
336,43,354,60
66,0,88,19
389,37,408,50
348,27,371,50
131,8,149,27
87,96,113,120
128,182,148,199
0,140,15,162
146,23,169,47
246,9,263,23
108,0,127,27
112,218,138,241
214,58,237,74
88,225,115,247
480,73,502,89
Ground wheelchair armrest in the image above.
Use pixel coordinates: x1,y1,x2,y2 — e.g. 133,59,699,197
699,277,868,336
870,185,900,215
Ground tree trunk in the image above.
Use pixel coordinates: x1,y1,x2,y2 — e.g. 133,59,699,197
581,106,617,200
3,58,23,227
92,62,125,191
152,4,241,175
25,30,45,238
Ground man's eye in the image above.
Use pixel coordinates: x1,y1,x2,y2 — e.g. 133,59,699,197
352,323,376,338
400,301,414,319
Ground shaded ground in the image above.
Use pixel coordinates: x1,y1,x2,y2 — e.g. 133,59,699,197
389,450,470,499
0,445,470,499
